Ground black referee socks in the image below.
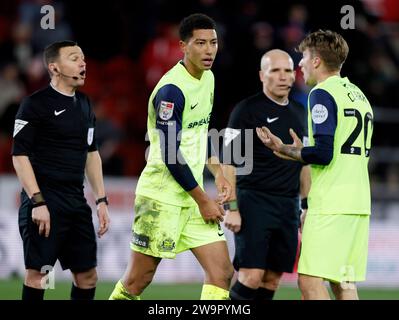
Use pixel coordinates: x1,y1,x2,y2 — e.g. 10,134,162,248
22,284,45,300
255,287,275,300
230,281,257,300
70,283,96,300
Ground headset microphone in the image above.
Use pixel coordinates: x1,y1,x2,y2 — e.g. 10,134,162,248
54,68,79,80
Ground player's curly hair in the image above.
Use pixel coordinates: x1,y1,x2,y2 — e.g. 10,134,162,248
297,30,349,71
179,13,216,41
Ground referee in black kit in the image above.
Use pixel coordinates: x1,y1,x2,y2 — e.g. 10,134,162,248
12,41,110,300
222,49,311,300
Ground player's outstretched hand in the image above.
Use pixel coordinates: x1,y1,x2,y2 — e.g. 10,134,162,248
224,210,242,233
97,203,110,238
257,127,304,162
289,128,303,148
32,205,51,237
256,126,283,152
274,128,304,160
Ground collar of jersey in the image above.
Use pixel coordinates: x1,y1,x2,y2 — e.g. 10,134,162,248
50,82,76,97
177,61,204,82
263,92,289,106
320,74,345,85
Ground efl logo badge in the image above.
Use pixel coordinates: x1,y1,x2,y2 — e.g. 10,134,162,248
159,101,174,120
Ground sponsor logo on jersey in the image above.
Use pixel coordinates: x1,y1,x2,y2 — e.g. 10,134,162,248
217,224,224,237
54,109,66,116
187,113,211,129
131,232,149,248
267,116,279,123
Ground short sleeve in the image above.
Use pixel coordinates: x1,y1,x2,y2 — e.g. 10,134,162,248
11,97,40,156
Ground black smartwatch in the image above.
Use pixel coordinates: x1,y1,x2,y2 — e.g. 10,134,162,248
301,197,308,210
96,196,109,206
30,192,46,208
223,199,238,211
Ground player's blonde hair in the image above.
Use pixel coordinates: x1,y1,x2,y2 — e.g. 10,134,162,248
297,30,349,71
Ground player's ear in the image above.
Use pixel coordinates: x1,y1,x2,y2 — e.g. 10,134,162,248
312,56,322,69
179,40,187,54
292,69,296,83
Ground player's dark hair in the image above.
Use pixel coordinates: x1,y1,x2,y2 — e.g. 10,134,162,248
297,30,349,71
179,13,216,41
43,40,77,66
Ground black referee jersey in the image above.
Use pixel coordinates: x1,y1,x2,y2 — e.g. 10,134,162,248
12,84,98,186
223,92,307,197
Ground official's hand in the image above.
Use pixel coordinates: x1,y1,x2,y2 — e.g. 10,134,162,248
224,210,241,233
300,209,307,234
198,198,225,224
215,173,232,204
32,205,51,237
97,202,110,238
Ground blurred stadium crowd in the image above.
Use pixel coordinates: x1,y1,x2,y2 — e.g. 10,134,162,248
0,0,398,188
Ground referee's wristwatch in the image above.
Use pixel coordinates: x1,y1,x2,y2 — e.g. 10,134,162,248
96,196,109,206
301,197,308,210
30,192,46,208
223,199,238,211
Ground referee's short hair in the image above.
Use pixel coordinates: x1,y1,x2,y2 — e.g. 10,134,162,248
179,13,216,41
43,40,77,66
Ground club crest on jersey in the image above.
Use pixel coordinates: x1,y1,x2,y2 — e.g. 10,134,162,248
159,101,174,120
87,128,94,145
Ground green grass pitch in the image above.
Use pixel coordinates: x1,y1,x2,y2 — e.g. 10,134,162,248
1,279,399,300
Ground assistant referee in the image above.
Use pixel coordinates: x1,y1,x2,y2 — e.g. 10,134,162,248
12,41,110,300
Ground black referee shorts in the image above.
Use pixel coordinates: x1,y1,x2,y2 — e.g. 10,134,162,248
18,181,97,273
233,188,300,273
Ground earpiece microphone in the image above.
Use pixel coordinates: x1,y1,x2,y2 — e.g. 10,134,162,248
54,68,80,80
